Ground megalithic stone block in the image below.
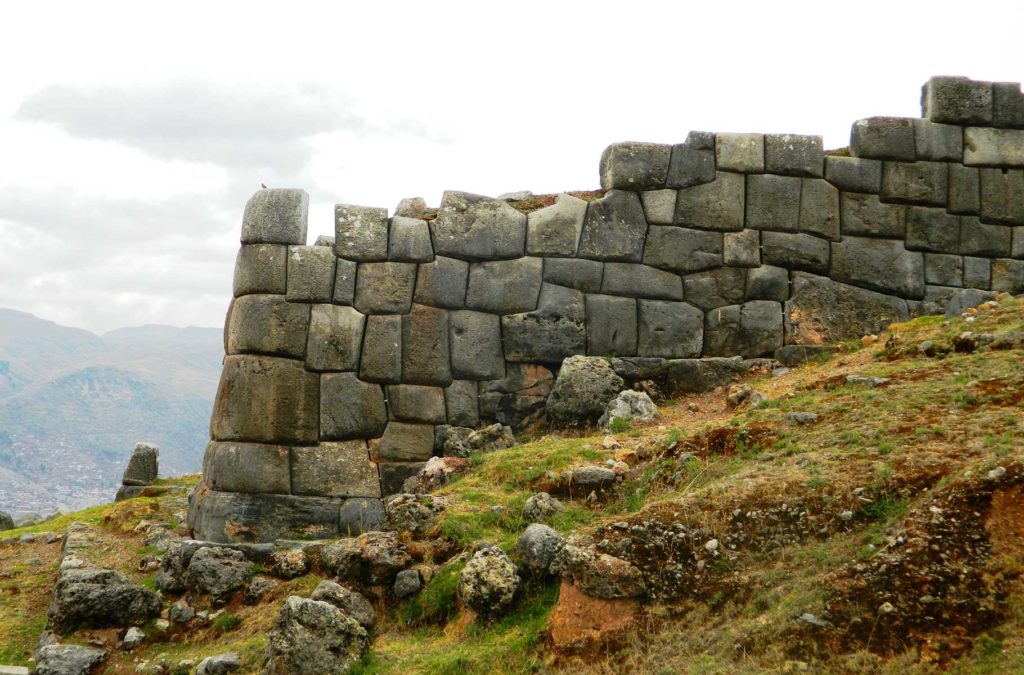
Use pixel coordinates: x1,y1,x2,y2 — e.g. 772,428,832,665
333,259,357,305
291,441,381,498
414,256,469,309
445,380,479,427
785,272,909,344
449,310,505,380
577,190,648,262
466,257,544,313
667,131,716,189
585,294,637,356
723,229,760,268
881,161,947,206
335,204,388,261
799,178,840,241
543,258,604,293
320,372,388,440
715,133,764,172
241,189,309,245
765,134,824,177
947,164,981,216
599,142,671,190
703,301,784,358
387,384,446,424
359,314,402,383
431,191,527,260
305,304,365,372
210,355,319,445
745,174,801,232
636,300,703,358
993,81,1024,129
643,226,723,274
850,118,916,161
761,232,830,274
991,258,1024,293
203,441,292,494
286,246,336,303
682,267,747,311
980,168,1024,225
502,283,586,363
831,236,925,299
526,194,588,256
746,265,790,302
824,156,882,194
964,127,1024,168
963,257,991,289
225,294,310,359
402,304,452,386
905,207,961,253
960,217,1013,257
388,216,434,262
234,244,287,296
601,263,684,300
640,189,677,225
674,171,745,231
922,76,993,126
354,262,416,314
841,193,907,238
371,422,434,462
924,253,963,287
913,120,963,161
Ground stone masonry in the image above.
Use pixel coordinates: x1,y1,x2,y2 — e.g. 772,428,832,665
189,76,1024,542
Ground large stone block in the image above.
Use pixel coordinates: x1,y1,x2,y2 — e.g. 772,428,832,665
445,380,479,428
993,81,1024,129
599,142,671,190
799,179,841,240
388,216,434,263
502,283,586,363
479,363,553,429
402,305,452,386
526,194,588,256
211,355,319,445
640,189,677,225
723,229,760,267
880,161,947,206
414,256,469,309
189,489,344,542
643,226,722,273
286,246,336,302
745,174,800,231
335,204,388,261
991,258,1024,293
636,300,703,358
387,385,446,424
704,301,783,358
543,257,604,293
831,236,925,299
242,189,309,245
585,294,637,356
913,120,963,161
202,441,291,495
922,76,993,126
765,134,823,177
333,259,357,305
292,442,381,498
466,257,543,313
947,164,981,216
667,131,716,189
353,262,416,314
449,310,504,380
601,262,684,300
850,118,916,161
960,217,1013,257
905,207,961,253
980,168,1024,225
924,253,963,287
746,265,790,302
674,171,745,231
760,231,830,274
1014,227,1024,258
431,191,526,260
371,423,434,462
964,128,1024,167
306,304,365,372
226,295,310,359
577,190,648,262
682,267,747,310
841,192,907,238
785,272,909,344
320,373,387,440
662,357,747,394
359,315,402,383
824,156,882,194
234,244,287,296
963,257,991,289
378,463,427,497
715,133,764,172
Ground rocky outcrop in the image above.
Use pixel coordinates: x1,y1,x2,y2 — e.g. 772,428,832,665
34,644,107,675
546,356,624,426
47,567,161,635
264,596,369,675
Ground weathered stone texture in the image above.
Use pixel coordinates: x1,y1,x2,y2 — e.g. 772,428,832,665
761,231,830,274
466,258,543,313
667,131,716,188
333,258,357,305
431,191,526,260
831,236,925,299
850,118,916,161
881,161,947,206
234,244,287,296
636,300,703,358
824,156,882,194
388,216,434,262
414,256,469,308
203,442,291,495
335,204,388,261
371,423,434,462
715,133,764,172
682,267,747,311
745,174,800,231
913,119,963,161
602,262,683,300
980,168,1024,225
449,310,505,379
305,304,364,372
291,442,381,498
764,134,823,177
992,258,1024,293
359,315,402,383
226,295,310,359
502,284,587,363
963,257,991,289
639,189,677,225
723,229,760,267
354,262,416,314
799,179,841,240
320,373,387,440
923,76,993,126
704,301,784,358
600,142,671,190
674,171,745,231
527,194,587,256
242,189,308,245
585,294,637,356
543,257,604,293
993,82,1024,129
905,207,960,253
577,190,648,261
286,246,335,302
948,164,981,215
402,305,452,386
387,385,446,424
785,272,909,344
925,253,963,287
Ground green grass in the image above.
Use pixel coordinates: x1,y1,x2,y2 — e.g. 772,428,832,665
398,561,465,626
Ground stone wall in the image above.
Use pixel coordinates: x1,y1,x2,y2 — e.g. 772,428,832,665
189,76,1024,542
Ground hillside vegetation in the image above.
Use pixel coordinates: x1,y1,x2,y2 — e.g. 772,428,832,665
1,296,1022,673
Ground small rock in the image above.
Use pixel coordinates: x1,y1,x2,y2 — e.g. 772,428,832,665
570,465,617,495
154,618,170,632
516,524,564,575
549,544,645,599
879,602,895,614
442,423,516,458
265,597,369,675
798,612,828,627
787,411,819,425
523,492,564,522
458,547,520,614
918,340,937,357
169,599,195,624
772,367,790,377
840,510,854,522
244,576,280,605
0,510,14,531
385,493,448,538
402,456,471,493
599,390,658,429
34,644,107,675
601,435,620,450
121,626,145,650
726,384,753,407
268,548,307,579
499,190,533,200
490,505,504,516
704,539,719,553
195,651,241,675
320,532,411,586
846,375,889,388
394,569,421,598
310,580,376,630
860,334,878,346
953,331,978,353
987,466,1007,480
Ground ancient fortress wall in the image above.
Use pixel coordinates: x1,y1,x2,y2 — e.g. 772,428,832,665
189,76,1024,543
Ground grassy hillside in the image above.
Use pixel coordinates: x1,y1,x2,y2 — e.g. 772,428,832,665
0,296,1021,673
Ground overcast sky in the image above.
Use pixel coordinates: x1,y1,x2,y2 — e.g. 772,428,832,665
1,1,1021,333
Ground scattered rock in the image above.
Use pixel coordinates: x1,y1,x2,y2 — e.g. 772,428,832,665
320,532,411,586
458,546,521,614
442,423,516,457
953,331,979,353
787,412,819,425
169,599,195,624
570,465,617,495
310,580,376,631
269,548,308,579
394,569,421,598
264,596,369,675
184,547,252,602
196,652,241,675
385,493,448,538
987,466,1007,480
991,330,1024,350
120,626,145,650
47,567,162,635
34,644,107,675
523,492,564,522
799,612,828,627
0,511,13,531
550,544,645,599
402,456,471,493
121,442,159,486
598,390,657,429
244,576,280,605
601,435,620,450
546,356,625,426
845,375,889,387
516,524,564,575
704,539,720,553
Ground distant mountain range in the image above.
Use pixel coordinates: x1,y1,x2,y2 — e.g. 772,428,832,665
0,309,222,517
